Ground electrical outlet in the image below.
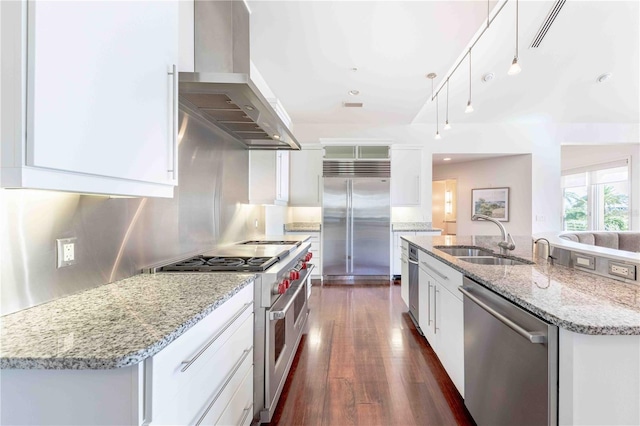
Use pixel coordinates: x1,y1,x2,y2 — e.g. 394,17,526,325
56,238,77,268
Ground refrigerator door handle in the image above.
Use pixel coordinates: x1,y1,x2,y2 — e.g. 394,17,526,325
345,179,351,273
349,180,355,274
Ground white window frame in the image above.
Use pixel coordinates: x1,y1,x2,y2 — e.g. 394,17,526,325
561,157,632,231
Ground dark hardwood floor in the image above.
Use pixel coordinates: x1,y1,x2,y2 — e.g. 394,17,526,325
269,283,475,425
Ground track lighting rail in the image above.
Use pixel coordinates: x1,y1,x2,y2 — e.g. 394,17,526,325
430,0,511,102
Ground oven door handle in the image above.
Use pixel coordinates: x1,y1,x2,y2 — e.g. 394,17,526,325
269,267,312,321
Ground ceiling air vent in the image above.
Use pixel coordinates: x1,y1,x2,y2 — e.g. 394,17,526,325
343,102,363,108
530,0,566,48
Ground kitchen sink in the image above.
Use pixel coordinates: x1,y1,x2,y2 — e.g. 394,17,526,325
457,256,534,266
434,246,494,257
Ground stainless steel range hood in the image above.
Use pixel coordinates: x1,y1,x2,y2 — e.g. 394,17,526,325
179,1,300,150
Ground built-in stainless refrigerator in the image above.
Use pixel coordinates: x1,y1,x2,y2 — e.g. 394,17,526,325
322,162,391,280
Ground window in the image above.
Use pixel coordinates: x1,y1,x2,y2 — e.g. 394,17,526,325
562,159,631,231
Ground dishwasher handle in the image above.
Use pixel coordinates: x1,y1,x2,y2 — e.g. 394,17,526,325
458,286,546,344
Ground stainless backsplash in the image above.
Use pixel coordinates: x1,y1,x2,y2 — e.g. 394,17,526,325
1,109,265,315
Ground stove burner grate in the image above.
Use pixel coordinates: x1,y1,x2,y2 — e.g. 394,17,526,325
206,257,244,267
159,255,279,272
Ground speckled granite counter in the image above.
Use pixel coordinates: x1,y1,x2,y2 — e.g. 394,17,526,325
403,235,640,335
1,273,255,369
392,222,442,232
284,222,321,232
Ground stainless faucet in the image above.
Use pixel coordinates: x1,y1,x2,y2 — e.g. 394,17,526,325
471,214,516,255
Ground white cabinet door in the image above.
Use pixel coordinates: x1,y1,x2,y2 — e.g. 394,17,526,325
393,232,415,275
289,148,323,206
1,1,179,197
437,286,464,397
419,267,438,353
249,151,288,206
391,147,422,206
276,151,289,203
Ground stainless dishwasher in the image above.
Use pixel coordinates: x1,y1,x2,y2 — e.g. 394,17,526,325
459,277,558,426
407,245,421,334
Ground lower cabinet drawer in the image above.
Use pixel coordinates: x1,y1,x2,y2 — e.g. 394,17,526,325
150,285,253,403
418,251,463,299
207,363,253,426
150,313,254,425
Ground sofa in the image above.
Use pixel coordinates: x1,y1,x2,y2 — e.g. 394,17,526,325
560,232,640,253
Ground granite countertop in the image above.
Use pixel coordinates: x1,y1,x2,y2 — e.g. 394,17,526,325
1,273,255,369
403,235,640,336
284,222,321,232
392,222,442,232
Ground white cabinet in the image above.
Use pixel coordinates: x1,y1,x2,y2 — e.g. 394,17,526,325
150,283,254,425
249,151,289,205
1,1,179,197
392,230,441,276
285,231,322,279
400,238,409,307
289,147,323,206
0,283,255,425
417,250,464,397
391,147,423,206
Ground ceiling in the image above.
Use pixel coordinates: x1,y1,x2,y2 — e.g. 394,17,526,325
432,153,523,165
248,1,639,127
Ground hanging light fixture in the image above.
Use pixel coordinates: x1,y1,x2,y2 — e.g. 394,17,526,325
444,78,451,130
465,49,474,113
435,94,441,140
508,0,522,75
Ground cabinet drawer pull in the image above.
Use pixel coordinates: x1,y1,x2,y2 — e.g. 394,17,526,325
195,347,253,426
181,302,252,372
420,260,449,281
167,64,178,180
239,404,253,426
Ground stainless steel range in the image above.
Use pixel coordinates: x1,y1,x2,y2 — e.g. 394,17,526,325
152,240,314,424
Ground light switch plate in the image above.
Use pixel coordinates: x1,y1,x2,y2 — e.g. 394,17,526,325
56,237,77,268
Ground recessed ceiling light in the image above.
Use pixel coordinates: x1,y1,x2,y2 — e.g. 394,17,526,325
443,157,452,161
350,67,358,72
349,90,360,96
596,73,612,83
482,72,495,83
273,134,281,140
245,105,255,111
426,72,437,79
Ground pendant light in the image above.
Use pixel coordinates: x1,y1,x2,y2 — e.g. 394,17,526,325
465,49,474,113
444,78,451,130
435,94,441,140
508,0,522,75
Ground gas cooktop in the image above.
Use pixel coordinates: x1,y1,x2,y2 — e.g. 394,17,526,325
159,255,278,272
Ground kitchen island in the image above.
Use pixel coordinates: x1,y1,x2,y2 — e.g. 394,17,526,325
403,234,640,425
1,272,256,425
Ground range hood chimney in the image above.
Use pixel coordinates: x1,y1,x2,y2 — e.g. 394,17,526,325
179,1,300,150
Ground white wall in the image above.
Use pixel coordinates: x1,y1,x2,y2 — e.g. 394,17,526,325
433,155,533,236
561,143,640,231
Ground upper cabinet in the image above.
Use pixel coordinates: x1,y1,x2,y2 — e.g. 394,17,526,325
289,146,323,206
1,1,179,197
249,151,289,206
391,146,423,206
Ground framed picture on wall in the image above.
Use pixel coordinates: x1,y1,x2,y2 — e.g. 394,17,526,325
471,187,509,222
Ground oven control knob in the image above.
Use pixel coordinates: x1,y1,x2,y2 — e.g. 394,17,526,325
305,252,313,261
290,270,297,280
295,270,300,280
301,262,307,270
278,281,287,294
283,279,291,289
